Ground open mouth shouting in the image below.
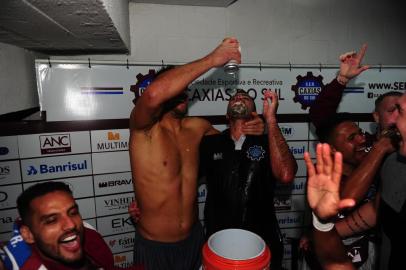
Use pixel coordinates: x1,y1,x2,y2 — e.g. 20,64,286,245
59,232,82,255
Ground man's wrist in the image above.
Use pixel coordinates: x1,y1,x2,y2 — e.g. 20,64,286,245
265,116,277,125
337,74,349,85
312,212,335,232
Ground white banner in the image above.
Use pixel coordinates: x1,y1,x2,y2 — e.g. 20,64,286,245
36,61,406,121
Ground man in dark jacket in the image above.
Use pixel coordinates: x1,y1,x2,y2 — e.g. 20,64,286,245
200,89,297,270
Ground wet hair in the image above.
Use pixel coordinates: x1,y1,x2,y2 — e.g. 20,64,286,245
17,181,73,225
316,113,354,143
374,91,402,112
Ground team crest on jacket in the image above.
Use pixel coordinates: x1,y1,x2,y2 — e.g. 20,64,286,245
246,145,265,161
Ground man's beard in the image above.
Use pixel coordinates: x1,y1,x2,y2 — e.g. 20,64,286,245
35,229,85,266
227,102,252,120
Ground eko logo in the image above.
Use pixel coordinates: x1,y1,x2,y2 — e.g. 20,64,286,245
27,160,88,176
40,134,71,155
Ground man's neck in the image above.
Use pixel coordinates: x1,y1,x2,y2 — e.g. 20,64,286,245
161,113,184,132
229,119,246,141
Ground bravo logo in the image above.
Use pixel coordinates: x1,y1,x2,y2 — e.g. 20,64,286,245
27,160,87,175
98,178,132,188
279,125,294,138
112,217,133,229
40,134,71,155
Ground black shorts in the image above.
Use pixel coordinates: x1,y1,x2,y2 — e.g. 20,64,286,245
133,222,205,270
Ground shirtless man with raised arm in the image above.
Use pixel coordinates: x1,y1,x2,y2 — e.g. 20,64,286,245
129,38,263,270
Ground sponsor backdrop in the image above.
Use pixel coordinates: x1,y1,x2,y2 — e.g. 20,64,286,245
0,60,405,269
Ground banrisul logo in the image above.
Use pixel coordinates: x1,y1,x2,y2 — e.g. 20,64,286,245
40,134,71,155
27,160,88,175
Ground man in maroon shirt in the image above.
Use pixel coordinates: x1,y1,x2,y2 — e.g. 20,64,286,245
302,45,397,269
0,181,143,270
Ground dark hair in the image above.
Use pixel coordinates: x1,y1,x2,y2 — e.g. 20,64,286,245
17,181,73,225
316,113,354,143
374,91,402,112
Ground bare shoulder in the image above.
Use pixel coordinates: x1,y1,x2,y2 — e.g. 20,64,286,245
184,116,210,125
182,116,219,136
183,116,212,130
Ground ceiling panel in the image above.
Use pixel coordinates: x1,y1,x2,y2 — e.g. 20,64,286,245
0,0,129,54
131,0,237,7
0,0,237,54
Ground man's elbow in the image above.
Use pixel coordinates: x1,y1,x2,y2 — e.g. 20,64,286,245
278,169,296,184
341,189,364,205
143,88,162,108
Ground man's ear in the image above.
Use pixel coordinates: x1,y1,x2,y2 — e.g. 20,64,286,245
20,224,35,244
372,111,379,124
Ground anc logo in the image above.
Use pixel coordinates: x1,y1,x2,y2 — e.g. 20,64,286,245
130,69,156,104
291,71,324,110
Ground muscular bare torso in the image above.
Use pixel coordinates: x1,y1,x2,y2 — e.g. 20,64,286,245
129,116,215,242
